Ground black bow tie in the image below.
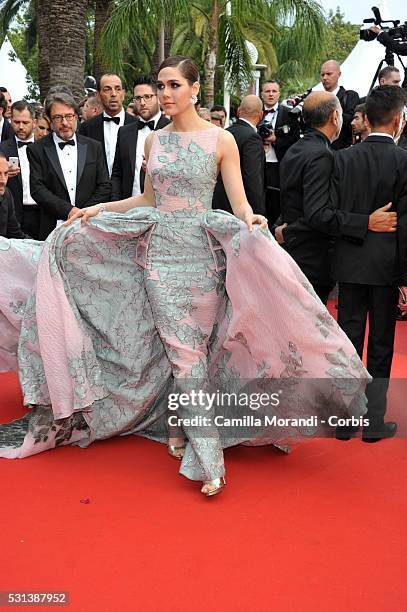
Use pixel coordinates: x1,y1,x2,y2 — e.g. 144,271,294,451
58,140,75,150
103,116,120,125
137,120,154,131
17,141,29,148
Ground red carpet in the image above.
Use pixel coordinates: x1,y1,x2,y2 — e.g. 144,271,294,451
1,311,406,611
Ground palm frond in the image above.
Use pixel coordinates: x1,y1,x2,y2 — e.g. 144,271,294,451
0,0,28,35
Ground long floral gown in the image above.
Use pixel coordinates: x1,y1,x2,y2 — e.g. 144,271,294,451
0,127,370,480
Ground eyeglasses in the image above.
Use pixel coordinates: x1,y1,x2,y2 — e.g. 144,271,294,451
51,114,77,123
133,94,157,103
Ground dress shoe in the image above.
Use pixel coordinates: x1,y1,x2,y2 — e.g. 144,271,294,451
362,421,397,443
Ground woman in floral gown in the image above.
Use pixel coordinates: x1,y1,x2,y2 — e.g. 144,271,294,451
0,57,369,497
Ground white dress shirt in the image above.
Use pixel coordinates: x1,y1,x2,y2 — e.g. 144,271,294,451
16,136,36,205
132,111,162,197
263,102,279,163
103,108,125,176
53,132,77,226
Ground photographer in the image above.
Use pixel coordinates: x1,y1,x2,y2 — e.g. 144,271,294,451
260,80,299,224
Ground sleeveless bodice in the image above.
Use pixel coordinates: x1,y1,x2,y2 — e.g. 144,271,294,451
147,128,220,214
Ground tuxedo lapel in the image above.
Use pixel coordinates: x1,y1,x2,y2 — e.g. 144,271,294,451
76,138,87,185
43,139,68,192
156,114,170,130
96,115,106,158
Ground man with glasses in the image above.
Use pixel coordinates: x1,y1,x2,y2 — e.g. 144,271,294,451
27,92,111,239
80,73,136,176
111,75,169,200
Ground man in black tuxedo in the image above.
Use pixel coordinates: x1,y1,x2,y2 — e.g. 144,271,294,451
0,93,12,142
0,101,40,238
27,92,111,240
320,60,359,150
212,94,266,215
260,80,299,224
79,73,137,176
0,154,28,238
111,75,170,200
276,91,395,305
332,85,407,441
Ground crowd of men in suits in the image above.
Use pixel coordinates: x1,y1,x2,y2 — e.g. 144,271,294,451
0,59,406,441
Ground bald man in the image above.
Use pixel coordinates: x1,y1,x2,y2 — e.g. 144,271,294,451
320,59,359,149
276,91,394,305
212,94,266,215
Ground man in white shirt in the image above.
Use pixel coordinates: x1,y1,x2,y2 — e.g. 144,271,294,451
0,101,39,237
111,75,170,200
79,73,137,176
260,80,299,223
27,92,111,239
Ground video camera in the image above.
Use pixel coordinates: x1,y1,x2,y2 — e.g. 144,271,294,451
360,6,407,42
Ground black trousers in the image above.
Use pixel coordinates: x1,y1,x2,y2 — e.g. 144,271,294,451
337,282,398,431
21,206,41,240
265,162,280,225
313,283,334,306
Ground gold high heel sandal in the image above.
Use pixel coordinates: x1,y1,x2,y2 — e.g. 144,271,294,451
168,443,186,460
201,477,226,497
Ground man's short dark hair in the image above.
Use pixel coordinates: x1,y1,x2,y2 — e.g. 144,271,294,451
303,96,340,128
133,74,157,92
45,93,79,118
366,85,407,128
0,87,8,93
0,151,7,160
210,104,227,115
378,65,400,82
354,103,366,118
11,100,35,119
97,73,123,91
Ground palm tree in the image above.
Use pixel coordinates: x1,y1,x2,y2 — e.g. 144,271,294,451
93,0,114,81
36,0,87,101
100,0,190,78
102,0,326,107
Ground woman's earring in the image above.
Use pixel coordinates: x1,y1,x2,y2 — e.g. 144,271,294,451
191,95,198,104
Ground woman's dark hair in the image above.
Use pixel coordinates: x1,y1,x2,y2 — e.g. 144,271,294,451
158,56,199,84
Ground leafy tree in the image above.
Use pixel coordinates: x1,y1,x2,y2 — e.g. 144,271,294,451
322,8,359,66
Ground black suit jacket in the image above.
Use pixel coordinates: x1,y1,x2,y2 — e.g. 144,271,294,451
331,86,360,150
331,135,407,286
0,187,28,238
280,128,368,285
212,119,266,215
0,136,25,222
27,133,111,240
79,111,137,167
1,119,12,142
111,114,170,200
265,104,300,162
